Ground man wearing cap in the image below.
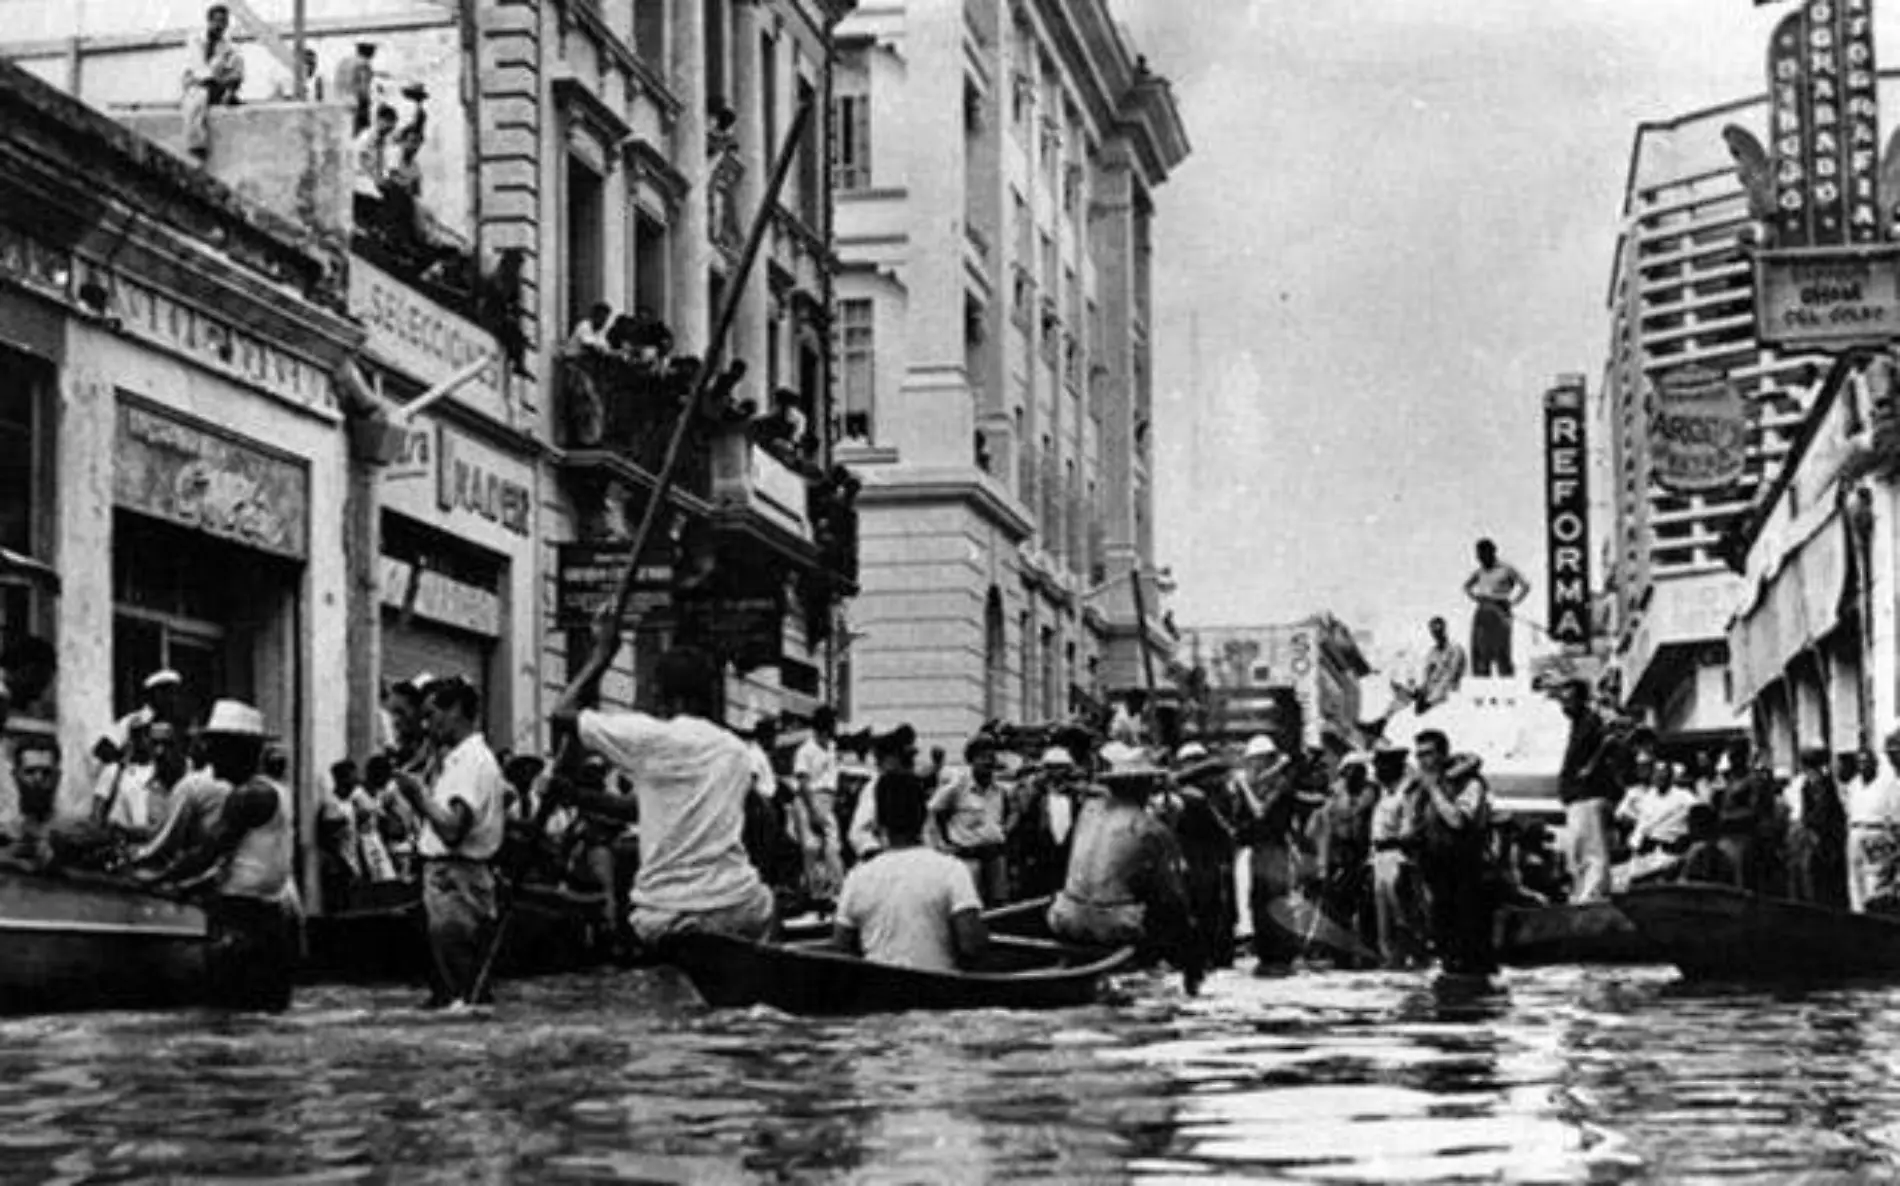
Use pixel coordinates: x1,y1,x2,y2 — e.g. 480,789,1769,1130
132,699,300,1010
1415,732,1497,977
1312,751,1378,952
929,735,1010,905
555,643,777,948
398,676,507,1007
1049,744,1206,993
182,4,244,159
1237,734,1307,968
1008,746,1078,899
1175,742,1241,967
848,725,918,861
1368,741,1427,967
792,706,845,900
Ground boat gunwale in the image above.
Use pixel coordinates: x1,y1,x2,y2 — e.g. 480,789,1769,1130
746,933,1137,985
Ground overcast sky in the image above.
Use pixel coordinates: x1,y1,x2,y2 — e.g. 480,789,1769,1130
1111,0,1866,652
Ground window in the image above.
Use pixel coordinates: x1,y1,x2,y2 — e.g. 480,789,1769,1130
1040,625,1058,720
796,77,821,226
634,211,668,321
635,0,667,70
0,347,50,670
839,298,875,441
565,157,605,340
984,589,1006,720
834,92,872,191
761,33,778,155
1019,610,1034,719
704,0,728,112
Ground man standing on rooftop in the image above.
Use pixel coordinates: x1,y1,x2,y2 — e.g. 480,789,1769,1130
1463,538,1530,678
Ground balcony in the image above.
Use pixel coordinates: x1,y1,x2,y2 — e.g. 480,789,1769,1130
557,352,714,502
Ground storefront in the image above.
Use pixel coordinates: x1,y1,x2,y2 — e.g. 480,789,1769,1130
357,254,542,750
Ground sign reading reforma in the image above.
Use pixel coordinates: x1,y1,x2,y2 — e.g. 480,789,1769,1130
1651,365,1750,493
115,399,309,559
349,256,506,422
1543,380,1591,649
1765,0,1880,248
1755,244,1900,350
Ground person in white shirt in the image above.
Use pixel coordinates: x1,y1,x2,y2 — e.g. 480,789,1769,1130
1847,738,1900,913
848,725,919,862
397,676,506,1007
834,770,987,972
792,706,844,899
555,644,775,948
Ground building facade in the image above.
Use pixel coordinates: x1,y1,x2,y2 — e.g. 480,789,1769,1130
1600,96,1840,746
7,0,861,763
1184,618,1369,753
0,62,363,908
830,0,1187,750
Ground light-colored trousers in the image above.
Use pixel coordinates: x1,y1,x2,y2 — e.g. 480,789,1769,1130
1567,799,1615,904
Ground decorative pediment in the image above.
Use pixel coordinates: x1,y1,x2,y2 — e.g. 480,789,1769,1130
553,75,632,168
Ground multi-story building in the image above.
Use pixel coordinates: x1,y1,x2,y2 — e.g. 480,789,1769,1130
1601,96,1835,747
4,0,860,770
830,0,1187,749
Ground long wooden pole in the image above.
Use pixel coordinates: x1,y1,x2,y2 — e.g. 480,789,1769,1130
1130,563,1160,740
467,94,816,1006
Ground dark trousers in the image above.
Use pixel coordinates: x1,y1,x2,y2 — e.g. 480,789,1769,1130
207,894,300,1012
1424,861,1497,977
1470,602,1514,677
422,860,498,1004
1183,843,1237,967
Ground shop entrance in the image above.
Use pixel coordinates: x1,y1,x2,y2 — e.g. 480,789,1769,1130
111,510,293,729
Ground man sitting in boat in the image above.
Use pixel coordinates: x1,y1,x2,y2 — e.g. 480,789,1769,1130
91,718,188,845
929,734,1010,906
848,725,919,863
832,770,988,971
1676,804,1737,886
1846,729,1900,913
130,699,301,1011
4,734,63,871
555,643,776,948
1615,760,1699,887
1047,744,1206,995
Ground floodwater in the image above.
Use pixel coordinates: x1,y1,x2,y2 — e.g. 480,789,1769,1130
1,962,1897,1183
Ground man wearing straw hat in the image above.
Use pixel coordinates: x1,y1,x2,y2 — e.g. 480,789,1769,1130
132,698,301,1010
1048,743,1206,994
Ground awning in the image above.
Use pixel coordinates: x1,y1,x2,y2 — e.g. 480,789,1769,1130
1730,509,1851,707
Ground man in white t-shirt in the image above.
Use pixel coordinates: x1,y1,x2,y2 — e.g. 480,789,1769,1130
847,725,919,861
398,676,506,1007
558,645,775,947
792,706,844,900
834,770,987,972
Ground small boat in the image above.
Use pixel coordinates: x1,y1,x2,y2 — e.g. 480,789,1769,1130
779,895,1057,946
1614,883,1900,980
303,877,608,984
1494,900,1659,967
0,865,213,1015
663,931,1135,1014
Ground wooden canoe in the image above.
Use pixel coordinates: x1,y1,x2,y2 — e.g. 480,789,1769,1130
779,895,1057,946
664,931,1135,1014
1494,900,1660,967
0,865,213,1014
302,877,607,983
1614,883,1900,980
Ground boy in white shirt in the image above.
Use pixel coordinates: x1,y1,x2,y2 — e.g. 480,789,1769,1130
834,770,987,972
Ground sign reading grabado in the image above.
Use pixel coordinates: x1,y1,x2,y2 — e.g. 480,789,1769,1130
1650,365,1750,494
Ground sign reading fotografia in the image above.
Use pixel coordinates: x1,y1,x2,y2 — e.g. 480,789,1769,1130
1754,245,1900,351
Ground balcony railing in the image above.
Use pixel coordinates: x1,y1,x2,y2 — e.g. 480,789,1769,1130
558,353,714,500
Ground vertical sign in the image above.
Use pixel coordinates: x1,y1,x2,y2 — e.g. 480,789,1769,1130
1766,0,1880,248
1544,380,1592,649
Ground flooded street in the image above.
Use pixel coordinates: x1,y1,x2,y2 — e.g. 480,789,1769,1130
2,963,1898,1183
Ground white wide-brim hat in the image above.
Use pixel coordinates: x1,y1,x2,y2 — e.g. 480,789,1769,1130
1242,734,1279,759
202,699,266,738
142,669,182,691
1039,746,1076,769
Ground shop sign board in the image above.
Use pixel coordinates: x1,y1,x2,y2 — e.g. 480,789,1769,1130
1754,245,1900,351
1651,366,1750,493
1543,380,1592,649
1764,0,1880,248
379,556,503,637
554,541,674,629
435,425,532,539
115,399,309,559
684,593,785,660
349,256,507,423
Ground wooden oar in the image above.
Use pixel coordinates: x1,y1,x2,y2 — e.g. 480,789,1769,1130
464,94,818,1008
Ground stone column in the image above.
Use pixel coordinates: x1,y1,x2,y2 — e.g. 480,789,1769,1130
672,0,711,356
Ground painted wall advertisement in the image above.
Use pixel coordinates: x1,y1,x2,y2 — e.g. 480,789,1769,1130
1651,365,1750,494
1543,380,1592,648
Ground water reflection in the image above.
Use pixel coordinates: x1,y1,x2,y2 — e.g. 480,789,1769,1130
3,963,1900,1180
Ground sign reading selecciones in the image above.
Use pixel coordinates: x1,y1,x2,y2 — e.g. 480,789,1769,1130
350,257,505,414
1754,244,1900,349
1543,380,1592,649
115,400,310,559
1651,365,1750,494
